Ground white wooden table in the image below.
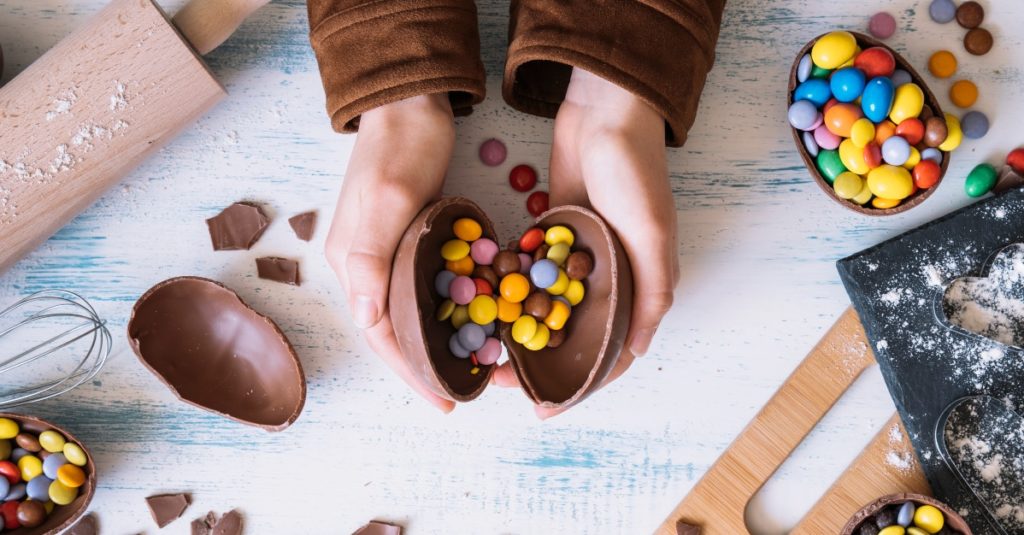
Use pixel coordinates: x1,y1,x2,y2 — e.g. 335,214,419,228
0,0,1020,533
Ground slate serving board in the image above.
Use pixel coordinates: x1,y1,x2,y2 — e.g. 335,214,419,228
838,188,1024,534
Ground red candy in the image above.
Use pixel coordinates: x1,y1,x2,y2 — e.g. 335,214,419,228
0,461,18,484
1007,148,1024,174
2,501,20,530
823,98,840,114
854,47,896,78
864,142,883,168
473,278,492,296
519,228,545,253
895,118,925,145
526,191,549,217
509,164,538,192
913,160,941,189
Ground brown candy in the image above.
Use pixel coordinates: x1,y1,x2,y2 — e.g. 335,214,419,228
956,1,984,28
532,243,550,263
39,450,52,460
964,28,993,56
924,116,948,148
15,432,41,452
523,291,553,320
919,105,934,122
566,251,594,280
17,500,47,527
547,328,567,348
472,265,499,289
492,250,521,278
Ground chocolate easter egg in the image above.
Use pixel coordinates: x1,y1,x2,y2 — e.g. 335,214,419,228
128,277,306,431
840,493,972,535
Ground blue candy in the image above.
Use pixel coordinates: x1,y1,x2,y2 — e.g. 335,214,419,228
458,323,486,352
921,147,943,165
530,259,559,289
961,111,990,139
830,67,866,103
449,333,470,358
897,501,915,527
0,477,8,502
802,131,819,157
882,136,912,166
5,482,25,501
43,452,68,479
434,270,456,298
861,77,895,123
26,475,52,501
929,0,957,23
10,447,29,462
797,54,813,83
793,78,832,107
788,100,820,131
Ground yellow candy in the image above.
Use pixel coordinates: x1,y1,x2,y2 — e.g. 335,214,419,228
446,256,474,276
838,46,861,69
38,430,65,453
914,505,944,533
57,464,86,488
523,324,551,351
811,31,857,69
907,528,929,535
546,270,570,296
840,139,871,175
0,418,18,439
544,225,574,247
452,218,482,242
543,301,571,331
44,501,54,513
852,181,873,205
0,439,10,461
19,454,43,481
468,295,497,325
938,113,963,152
563,280,585,306
512,316,538,344
63,442,88,467
890,83,924,124
49,480,78,505
833,172,864,200
441,240,470,261
451,305,470,329
496,297,522,323
850,118,875,148
903,147,921,170
868,165,914,200
546,243,571,266
436,299,455,321
879,527,905,535
499,273,530,303
872,196,902,209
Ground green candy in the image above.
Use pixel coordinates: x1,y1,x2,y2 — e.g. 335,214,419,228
817,149,847,184
965,163,998,198
811,65,832,79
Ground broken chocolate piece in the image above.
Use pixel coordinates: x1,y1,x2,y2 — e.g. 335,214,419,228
256,257,300,286
353,520,403,535
147,492,191,528
994,165,1024,195
288,211,317,241
676,520,702,535
66,513,99,535
206,202,270,251
213,509,243,535
192,511,218,535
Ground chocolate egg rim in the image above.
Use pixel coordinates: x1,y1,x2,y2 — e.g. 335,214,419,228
127,276,307,432
840,492,973,535
789,31,950,216
0,412,97,535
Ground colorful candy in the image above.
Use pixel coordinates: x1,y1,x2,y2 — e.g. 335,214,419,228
797,54,813,83
889,83,923,124
812,31,857,69
956,1,984,29
868,165,914,200
965,163,997,197
1007,148,1024,174
949,80,978,108
929,0,957,23
509,164,537,192
960,110,989,139
928,51,957,78
788,100,820,131
830,69,865,102
914,505,945,533
868,12,897,40
0,419,17,440
0,420,89,528
855,47,895,78
526,191,549,217
478,138,507,166
964,27,993,56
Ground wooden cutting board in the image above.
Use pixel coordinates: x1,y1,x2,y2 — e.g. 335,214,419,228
656,307,931,534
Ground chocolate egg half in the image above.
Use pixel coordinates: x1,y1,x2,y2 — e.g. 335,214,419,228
0,413,97,535
128,277,306,431
841,493,972,535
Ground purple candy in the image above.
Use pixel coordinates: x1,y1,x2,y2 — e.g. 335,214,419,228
449,276,476,305
482,322,496,336
470,238,498,265
882,136,911,166
814,124,841,150
5,482,26,501
26,475,52,501
478,138,507,167
458,323,486,352
43,452,67,479
435,270,457,298
890,69,912,87
929,0,956,23
869,12,897,39
518,253,533,274
961,111,990,139
802,131,820,157
449,333,471,358
788,100,820,131
476,337,502,365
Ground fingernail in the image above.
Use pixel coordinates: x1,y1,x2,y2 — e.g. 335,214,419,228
630,327,656,357
352,295,378,328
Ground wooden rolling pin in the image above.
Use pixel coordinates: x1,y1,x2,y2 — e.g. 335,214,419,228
0,0,269,273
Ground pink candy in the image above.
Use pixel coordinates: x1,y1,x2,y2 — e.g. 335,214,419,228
814,124,841,150
478,138,507,167
868,12,897,39
470,238,498,265
449,276,476,305
518,253,533,275
475,337,502,365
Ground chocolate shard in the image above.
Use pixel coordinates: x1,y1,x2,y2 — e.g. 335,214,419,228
147,492,191,528
212,509,243,535
66,513,99,535
676,520,702,535
994,165,1024,195
353,520,403,535
256,257,300,286
192,511,218,535
288,211,317,241
206,202,270,251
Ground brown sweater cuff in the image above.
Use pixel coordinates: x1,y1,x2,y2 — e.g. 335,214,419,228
503,0,725,147
308,0,486,132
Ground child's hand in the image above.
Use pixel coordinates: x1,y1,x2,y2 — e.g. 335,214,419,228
326,94,457,413
493,68,680,419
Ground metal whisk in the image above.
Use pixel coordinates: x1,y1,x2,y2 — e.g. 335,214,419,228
0,290,111,409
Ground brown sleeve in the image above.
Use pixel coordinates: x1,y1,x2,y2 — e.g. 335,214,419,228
307,0,487,133
503,0,726,147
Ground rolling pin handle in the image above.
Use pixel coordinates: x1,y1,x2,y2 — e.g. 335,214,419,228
172,0,271,56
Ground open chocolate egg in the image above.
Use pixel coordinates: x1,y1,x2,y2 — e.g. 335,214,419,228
841,493,973,535
390,197,632,408
128,277,306,431
0,413,97,535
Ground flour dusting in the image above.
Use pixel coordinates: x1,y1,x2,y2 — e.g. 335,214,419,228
944,244,1024,348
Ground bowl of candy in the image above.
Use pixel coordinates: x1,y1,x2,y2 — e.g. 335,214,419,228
788,31,960,215
0,414,96,534
841,493,972,535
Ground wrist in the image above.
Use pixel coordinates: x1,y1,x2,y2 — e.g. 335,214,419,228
564,68,661,132
360,93,455,132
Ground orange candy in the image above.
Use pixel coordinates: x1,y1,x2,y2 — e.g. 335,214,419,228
949,80,979,108
864,142,883,168
895,119,925,145
913,160,942,189
446,256,474,276
824,103,863,138
928,50,957,78
875,120,898,145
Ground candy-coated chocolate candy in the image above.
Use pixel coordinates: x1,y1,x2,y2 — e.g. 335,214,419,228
868,165,914,199
513,254,530,275
511,315,538,344
965,163,998,197
840,139,871,175
814,125,841,151
18,454,42,481
526,191,549,217
496,297,522,323
435,270,456,298
833,172,864,200
929,0,956,23
873,120,896,146
949,80,978,108
906,528,928,535
956,1,984,28
546,242,571,266
928,51,957,78
492,250,521,278
523,324,551,351
524,291,553,320
812,31,857,69
0,477,7,501
816,150,847,183
868,12,897,39
436,299,456,321
457,323,486,352
0,419,17,440
473,265,499,289
797,53,813,83
871,196,901,209
0,460,19,484
850,118,876,148
446,255,474,276
532,243,550,263
565,251,593,280
879,527,905,535
864,142,883,169
476,337,502,365
470,238,498,265
895,119,924,145
861,77,895,123
838,46,860,70
889,84,923,124
26,474,51,500
545,225,575,247
825,103,863,137
530,259,559,289
811,64,831,79
563,279,585,306
519,228,545,253
923,116,948,148
49,479,77,505
829,68,865,103
961,110,989,139
3,500,21,530
938,113,962,152
1007,148,1024,174
449,332,471,358
509,164,538,192
481,321,496,336
964,27,993,56
473,278,492,296
453,218,482,242
903,147,921,170
543,300,571,331
14,434,40,453
16,499,46,528
882,137,911,166
0,439,9,461
441,239,470,262
547,329,567,348
920,148,943,165
468,295,498,325
547,270,570,295
42,452,66,479
822,98,839,114
802,131,819,157
500,273,531,303
788,100,820,131
856,48,896,79
890,69,912,87
449,276,476,305
913,504,944,533
897,502,915,527
451,305,470,329
5,483,26,503
479,138,507,166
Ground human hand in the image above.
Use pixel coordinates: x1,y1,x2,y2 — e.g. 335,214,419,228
493,68,680,419
325,94,457,413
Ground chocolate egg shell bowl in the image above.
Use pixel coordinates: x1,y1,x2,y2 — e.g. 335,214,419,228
841,493,972,535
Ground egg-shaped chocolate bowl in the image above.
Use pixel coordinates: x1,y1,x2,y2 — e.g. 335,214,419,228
127,277,306,431
841,493,972,535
